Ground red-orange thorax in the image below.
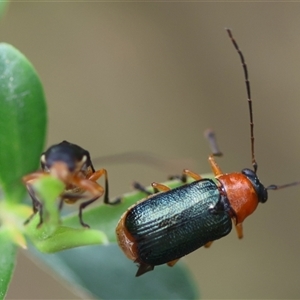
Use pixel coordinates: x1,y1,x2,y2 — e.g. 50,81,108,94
216,173,259,224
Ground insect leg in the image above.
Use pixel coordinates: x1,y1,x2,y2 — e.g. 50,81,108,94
23,184,43,226
208,155,223,176
88,168,120,205
22,172,45,227
132,181,153,195
204,241,213,248
167,259,179,267
234,222,243,239
183,169,202,181
168,174,188,183
151,182,171,193
70,176,106,227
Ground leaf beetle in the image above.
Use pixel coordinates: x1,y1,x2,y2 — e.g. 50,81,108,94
116,29,300,276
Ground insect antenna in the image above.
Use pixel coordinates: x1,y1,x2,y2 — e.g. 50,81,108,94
226,28,257,173
267,181,300,191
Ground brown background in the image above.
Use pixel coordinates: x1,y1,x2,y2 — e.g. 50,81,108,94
1,2,300,299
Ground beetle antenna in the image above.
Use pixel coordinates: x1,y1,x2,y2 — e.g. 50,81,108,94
267,181,300,191
226,28,257,173
204,128,223,157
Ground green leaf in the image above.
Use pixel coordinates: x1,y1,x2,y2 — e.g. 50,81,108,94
0,43,47,203
32,226,109,253
0,0,8,20
0,231,17,300
29,244,199,299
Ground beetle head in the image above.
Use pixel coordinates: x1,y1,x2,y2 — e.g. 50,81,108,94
241,168,268,203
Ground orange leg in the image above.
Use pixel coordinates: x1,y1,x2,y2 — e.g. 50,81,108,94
88,168,107,181
235,222,243,239
204,241,213,248
70,176,106,228
72,176,105,197
183,169,202,181
167,259,179,267
208,155,223,176
88,168,110,204
151,182,171,193
169,169,202,183
23,171,46,183
87,168,120,205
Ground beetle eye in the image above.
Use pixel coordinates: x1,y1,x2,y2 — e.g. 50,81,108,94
261,189,268,203
241,168,268,204
77,155,87,170
40,154,46,166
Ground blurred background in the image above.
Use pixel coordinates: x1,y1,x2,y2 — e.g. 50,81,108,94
1,2,300,299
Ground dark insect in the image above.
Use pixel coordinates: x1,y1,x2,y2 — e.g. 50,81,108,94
23,140,119,228
115,29,300,276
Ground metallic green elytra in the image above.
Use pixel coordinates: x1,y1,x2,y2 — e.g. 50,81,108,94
118,179,232,273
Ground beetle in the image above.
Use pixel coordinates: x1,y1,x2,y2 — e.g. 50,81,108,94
115,29,300,277
23,140,119,228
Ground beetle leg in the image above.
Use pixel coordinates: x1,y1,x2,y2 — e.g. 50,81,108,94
26,184,40,214
167,259,179,267
24,184,44,228
168,174,188,183
204,241,213,248
183,169,202,181
23,172,46,227
136,262,154,277
61,192,84,204
78,198,98,228
88,168,119,205
36,203,44,228
23,185,43,226
133,181,170,195
132,181,153,195
89,169,117,204
235,223,243,239
58,197,64,211
208,155,223,176
22,171,46,184
151,182,170,193
70,176,106,228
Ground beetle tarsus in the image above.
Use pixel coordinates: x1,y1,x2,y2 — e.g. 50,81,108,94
132,181,152,195
108,197,121,205
23,213,36,225
168,174,187,183
78,196,99,228
36,205,44,228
